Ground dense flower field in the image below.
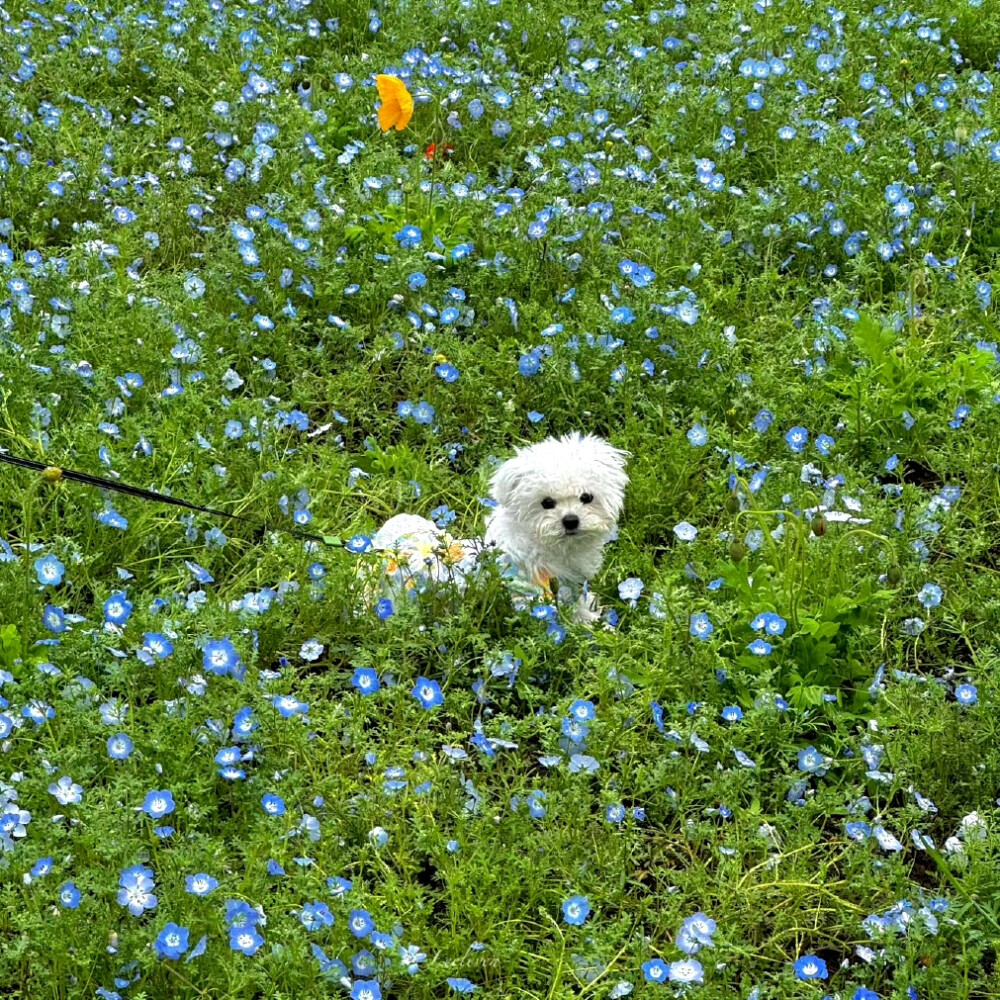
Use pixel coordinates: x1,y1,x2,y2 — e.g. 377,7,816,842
2,0,1000,997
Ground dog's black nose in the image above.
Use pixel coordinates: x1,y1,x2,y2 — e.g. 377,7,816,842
562,514,580,532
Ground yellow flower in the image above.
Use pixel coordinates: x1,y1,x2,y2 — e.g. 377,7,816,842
375,75,414,132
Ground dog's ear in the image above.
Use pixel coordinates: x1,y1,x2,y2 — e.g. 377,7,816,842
490,452,528,507
588,438,629,518
593,438,630,480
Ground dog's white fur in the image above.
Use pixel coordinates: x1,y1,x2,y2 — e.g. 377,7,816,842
370,433,628,624
485,433,628,590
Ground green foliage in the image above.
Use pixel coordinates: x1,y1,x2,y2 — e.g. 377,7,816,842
3,0,1000,999
828,311,995,456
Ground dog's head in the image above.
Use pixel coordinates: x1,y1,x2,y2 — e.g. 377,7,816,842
490,433,629,544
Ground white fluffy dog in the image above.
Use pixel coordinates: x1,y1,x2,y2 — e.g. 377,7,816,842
368,433,628,623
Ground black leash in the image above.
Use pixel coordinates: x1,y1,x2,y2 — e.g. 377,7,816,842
0,451,342,548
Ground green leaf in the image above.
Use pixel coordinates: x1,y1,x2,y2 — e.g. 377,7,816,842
0,624,19,669
788,684,826,709
852,313,895,365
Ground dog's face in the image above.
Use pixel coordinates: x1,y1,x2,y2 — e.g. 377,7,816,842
490,433,629,544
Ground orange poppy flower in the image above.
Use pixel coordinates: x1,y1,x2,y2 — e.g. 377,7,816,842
375,74,414,132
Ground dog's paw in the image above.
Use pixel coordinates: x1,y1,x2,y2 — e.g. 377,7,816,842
571,591,603,626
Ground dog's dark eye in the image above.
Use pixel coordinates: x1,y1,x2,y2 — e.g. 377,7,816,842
540,497,557,510
580,493,594,504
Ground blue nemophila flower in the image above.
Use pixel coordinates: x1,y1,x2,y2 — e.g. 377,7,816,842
518,353,541,376
96,503,128,529
394,225,422,249
142,633,174,659
232,707,257,740
872,825,903,852
300,901,335,930
226,899,262,929
49,776,83,805
346,535,373,553
845,821,872,841
273,694,308,718
261,793,286,816
348,909,374,938
793,955,828,980
721,706,743,722
203,638,242,678
154,923,189,960
677,912,717,954
687,423,708,446
669,959,704,984
562,895,590,925
23,699,55,725
955,683,978,707
100,700,128,726
400,944,427,975
352,667,380,695
30,857,53,878
815,434,835,456
42,605,67,634
186,873,218,896
103,593,133,626
751,612,787,636
797,746,830,775
229,927,264,956
34,553,65,586
568,754,599,774
351,981,382,1000
141,790,175,819
327,876,353,898
413,400,435,424
747,638,772,656
568,699,596,721
118,865,157,916
353,950,378,977
674,521,698,541
690,613,714,640
853,989,880,1000
59,882,81,909
784,426,809,453
605,803,626,824
299,639,324,661
446,980,477,995
642,959,669,983
618,577,644,607
436,363,459,382
412,677,444,710
917,583,942,608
